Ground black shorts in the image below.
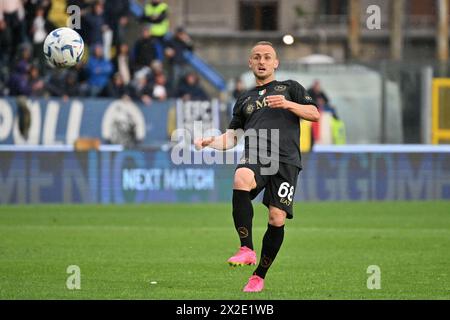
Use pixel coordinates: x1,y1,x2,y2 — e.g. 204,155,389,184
236,161,300,219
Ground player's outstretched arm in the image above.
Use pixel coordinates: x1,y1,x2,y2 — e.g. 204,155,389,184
267,95,320,122
194,129,238,151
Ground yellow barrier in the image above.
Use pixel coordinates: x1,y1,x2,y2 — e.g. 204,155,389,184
300,119,312,152
432,78,450,144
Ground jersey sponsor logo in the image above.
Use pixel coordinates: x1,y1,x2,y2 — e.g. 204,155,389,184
280,198,292,206
258,89,266,96
274,85,287,92
255,97,269,110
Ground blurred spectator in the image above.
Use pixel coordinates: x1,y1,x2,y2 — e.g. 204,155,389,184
72,61,89,96
0,32,9,73
176,72,209,101
45,68,67,96
23,0,34,29
29,65,46,97
0,70,7,95
130,59,166,98
131,72,153,106
0,0,26,64
0,20,7,66
17,43,33,70
103,0,129,48
46,68,83,100
62,69,81,98
330,109,346,145
307,80,329,105
85,43,114,96
68,0,93,43
114,43,131,85
105,72,131,99
83,1,108,47
311,96,325,145
131,65,151,89
165,26,193,90
150,59,164,81
26,1,51,32
24,0,51,34
0,1,217,101
308,80,334,146
7,45,33,96
31,6,48,69
133,26,159,70
141,0,169,43
232,77,245,99
8,62,31,96
152,72,167,101
311,96,345,145
47,0,69,28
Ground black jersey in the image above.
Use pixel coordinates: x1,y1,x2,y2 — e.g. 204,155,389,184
228,80,317,169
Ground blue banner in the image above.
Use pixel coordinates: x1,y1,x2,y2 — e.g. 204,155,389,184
0,150,449,204
0,97,174,147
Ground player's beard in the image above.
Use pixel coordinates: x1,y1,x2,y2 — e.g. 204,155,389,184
253,70,272,81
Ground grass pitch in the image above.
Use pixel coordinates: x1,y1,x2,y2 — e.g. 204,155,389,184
0,202,449,299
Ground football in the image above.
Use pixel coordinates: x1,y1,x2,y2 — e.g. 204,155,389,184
43,27,84,68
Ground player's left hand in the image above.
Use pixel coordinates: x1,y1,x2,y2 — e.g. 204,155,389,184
267,95,287,109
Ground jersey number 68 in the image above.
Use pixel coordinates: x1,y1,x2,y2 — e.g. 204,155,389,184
278,182,294,202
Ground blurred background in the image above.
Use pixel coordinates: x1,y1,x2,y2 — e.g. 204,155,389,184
0,0,449,204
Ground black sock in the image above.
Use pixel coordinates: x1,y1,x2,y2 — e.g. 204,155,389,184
254,224,284,279
232,189,254,250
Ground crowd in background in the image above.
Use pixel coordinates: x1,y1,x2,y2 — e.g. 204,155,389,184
0,0,210,105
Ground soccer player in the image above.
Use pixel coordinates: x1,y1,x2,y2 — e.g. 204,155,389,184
194,41,319,292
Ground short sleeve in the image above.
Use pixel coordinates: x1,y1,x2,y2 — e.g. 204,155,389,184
228,99,244,129
289,81,318,108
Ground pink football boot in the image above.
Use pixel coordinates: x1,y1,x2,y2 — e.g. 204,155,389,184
243,275,264,292
227,246,257,266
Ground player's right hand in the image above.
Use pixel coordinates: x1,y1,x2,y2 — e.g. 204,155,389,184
194,137,214,150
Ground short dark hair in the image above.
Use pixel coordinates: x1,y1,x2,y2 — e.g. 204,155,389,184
251,41,277,58
176,26,185,33
254,41,274,48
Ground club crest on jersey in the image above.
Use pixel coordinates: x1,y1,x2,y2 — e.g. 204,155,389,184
258,89,266,96
245,104,255,115
240,157,249,164
274,85,287,92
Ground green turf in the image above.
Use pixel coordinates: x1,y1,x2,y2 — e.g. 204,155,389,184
0,202,449,299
